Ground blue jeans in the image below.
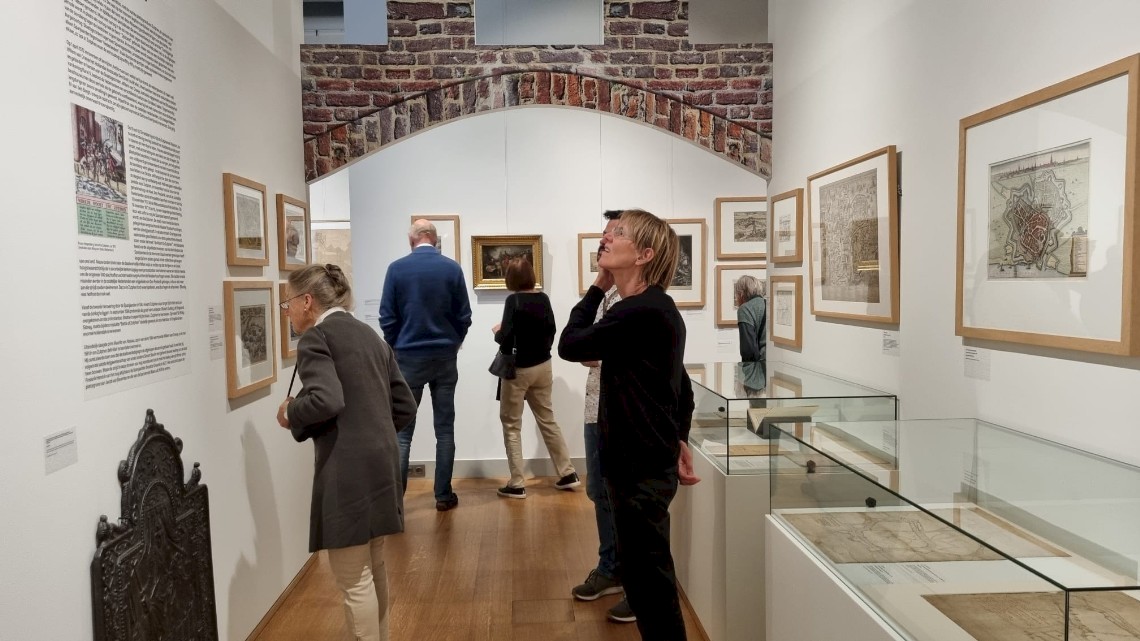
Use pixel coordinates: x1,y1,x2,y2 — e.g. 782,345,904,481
396,354,458,502
585,422,619,579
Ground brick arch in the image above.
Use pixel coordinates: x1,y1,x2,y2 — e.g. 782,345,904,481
304,69,769,181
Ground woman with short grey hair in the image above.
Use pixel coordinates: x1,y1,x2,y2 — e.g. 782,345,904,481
735,275,767,362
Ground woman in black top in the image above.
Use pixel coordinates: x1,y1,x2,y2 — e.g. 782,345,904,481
493,257,579,499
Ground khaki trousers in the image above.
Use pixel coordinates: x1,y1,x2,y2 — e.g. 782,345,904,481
326,536,389,641
499,359,575,488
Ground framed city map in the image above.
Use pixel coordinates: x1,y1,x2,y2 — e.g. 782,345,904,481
957,54,1140,355
769,188,804,264
807,147,900,323
223,173,269,267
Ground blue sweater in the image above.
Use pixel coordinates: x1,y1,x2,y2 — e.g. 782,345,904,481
379,246,472,358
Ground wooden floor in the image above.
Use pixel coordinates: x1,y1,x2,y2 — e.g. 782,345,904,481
251,477,708,641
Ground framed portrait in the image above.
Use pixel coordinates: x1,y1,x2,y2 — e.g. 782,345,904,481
311,221,352,287
957,55,1140,355
769,188,804,264
223,280,277,398
714,264,767,327
577,233,603,295
223,173,269,267
277,194,311,271
278,282,301,359
714,196,767,260
411,214,461,263
770,275,803,349
807,146,900,323
471,235,543,290
667,218,707,308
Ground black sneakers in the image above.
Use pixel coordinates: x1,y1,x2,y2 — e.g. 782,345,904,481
554,472,581,490
497,485,527,499
607,598,636,623
435,495,459,511
571,569,623,601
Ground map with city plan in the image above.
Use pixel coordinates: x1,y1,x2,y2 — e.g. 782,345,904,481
925,591,1140,641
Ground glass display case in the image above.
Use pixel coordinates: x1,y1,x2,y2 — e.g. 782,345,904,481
769,418,1140,641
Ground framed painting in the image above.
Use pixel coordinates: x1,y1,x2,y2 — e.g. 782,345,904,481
715,196,767,260
278,282,301,359
277,194,311,271
807,146,900,323
769,188,804,264
667,218,707,308
411,214,461,263
224,280,277,398
714,264,767,327
471,235,543,290
311,221,352,286
577,232,603,295
223,173,269,267
770,275,803,349
957,54,1140,355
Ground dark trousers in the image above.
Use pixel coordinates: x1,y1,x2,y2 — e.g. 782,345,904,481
607,473,686,641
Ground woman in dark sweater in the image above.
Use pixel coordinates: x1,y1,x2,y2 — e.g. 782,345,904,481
493,257,579,499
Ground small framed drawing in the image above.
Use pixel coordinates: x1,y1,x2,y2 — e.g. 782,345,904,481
667,219,707,308
277,194,311,271
714,196,767,260
472,235,543,290
808,146,900,323
224,280,277,398
223,173,269,266
278,282,301,359
411,214,461,263
770,275,803,349
577,233,603,295
311,221,352,285
957,55,1140,355
769,188,804,264
714,264,766,327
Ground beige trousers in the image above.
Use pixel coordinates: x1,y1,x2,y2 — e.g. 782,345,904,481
326,536,389,641
499,359,575,488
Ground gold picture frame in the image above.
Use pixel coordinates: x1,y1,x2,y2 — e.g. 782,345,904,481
277,194,311,271
769,188,804,264
411,214,461,263
714,196,767,260
224,280,277,398
577,232,603,295
223,173,269,267
471,235,543,290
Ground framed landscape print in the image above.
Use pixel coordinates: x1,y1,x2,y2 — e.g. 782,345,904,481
769,188,804,264
714,196,767,259
667,219,707,308
224,280,277,398
714,264,767,327
311,221,352,286
471,235,543,290
577,232,603,295
278,282,300,359
411,214,461,263
957,54,1140,355
807,146,900,323
223,173,269,266
277,194,311,271
770,275,803,348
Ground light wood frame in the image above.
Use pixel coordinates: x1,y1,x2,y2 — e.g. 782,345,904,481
278,282,300,359
471,234,543,290
223,173,269,267
277,194,312,271
577,232,603,295
411,214,461,263
224,280,277,398
807,146,900,323
714,196,768,260
667,218,707,309
769,188,804,264
770,274,804,349
714,263,767,327
956,54,1140,355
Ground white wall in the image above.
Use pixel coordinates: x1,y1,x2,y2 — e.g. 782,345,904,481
768,0,1140,464
0,1,312,640
343,106,766,466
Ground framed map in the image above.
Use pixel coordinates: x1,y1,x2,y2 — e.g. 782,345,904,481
807,146,899,323
666,219,707,308
770,275,802,348
714,196,767,259
223,173,269,267
957,55,1140,355
277,194,311,271
769,188,804,264
224,280,277,398
577,232,603,295
411,214,461,262
924,591,1140,641
311,221,352,287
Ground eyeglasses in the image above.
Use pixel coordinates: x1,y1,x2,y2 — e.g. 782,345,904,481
607,226,629,239
279,292,308,310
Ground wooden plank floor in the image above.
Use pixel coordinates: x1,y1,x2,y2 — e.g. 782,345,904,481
251,477,708,641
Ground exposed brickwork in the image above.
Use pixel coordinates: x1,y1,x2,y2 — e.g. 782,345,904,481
302,0,772,180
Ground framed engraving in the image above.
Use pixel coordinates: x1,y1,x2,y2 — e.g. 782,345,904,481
223,173,269,267
577,232,603,295
223,280,277,398
714,264,766,327
770,275,803,349
278,282,301,359
667,218,707,309
957,55,1140,355
714,196,767,260
311,221,352,286
411,214,461,263
471,235,543,290
769,188,804,264
808,146,900,323
277,194,311,271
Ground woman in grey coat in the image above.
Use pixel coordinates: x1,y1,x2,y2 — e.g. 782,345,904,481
276,264,417,641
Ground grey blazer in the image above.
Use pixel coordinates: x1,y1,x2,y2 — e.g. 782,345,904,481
288,311,418,552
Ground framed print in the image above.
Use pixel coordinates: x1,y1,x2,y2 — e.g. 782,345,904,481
577,233,603,295
278,282,301,359
411,214,461,262
311,221,353,286
667,218,707,308
471,235,543,290
223,173,269,266
277,194,311,271
714,196,767,259
957,55,1140,355
770,275,803,348
807,146,900,323
223,280,277,398
714,264,767,327
685,364,707,389
769,188,804,264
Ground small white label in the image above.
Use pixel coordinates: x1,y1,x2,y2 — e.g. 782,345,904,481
45,428,78,474
209,334,225,361
363,298,381,309
881,330,900,356
964,346,990,381
207,305,223,333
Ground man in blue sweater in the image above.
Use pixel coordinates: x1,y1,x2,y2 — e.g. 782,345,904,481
380,219,472,511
